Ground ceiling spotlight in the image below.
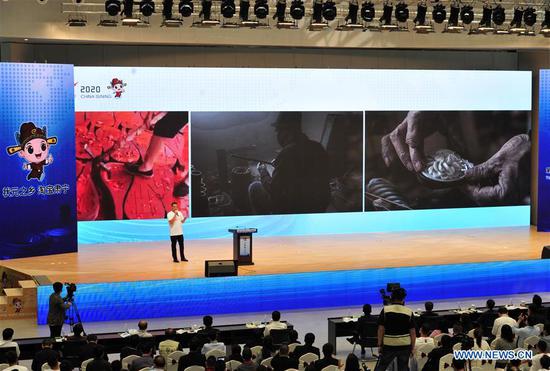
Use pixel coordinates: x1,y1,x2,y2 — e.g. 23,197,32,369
460,5,474,24
380,2,393,25
361,1,375,22
346,0,359,23
322,0,337,21
510,6,523,27
162,0,173,18
290,0,305,19
312,0,323,22
105,0,121,15
199,0,212,19
273,0,286,22
492,4,505,26
432,2,446,23
523,6,536,27
239,0,250,19
178,0,193,16
542,8,550,30
221,0,235,17
140,0,155,16
414,1,427,24
395,2,409,22
448,2,459,25
254,0,269,18
478,3,492,27
123,0,134,18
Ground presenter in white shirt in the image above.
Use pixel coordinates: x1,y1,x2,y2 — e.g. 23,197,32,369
167,202,187,263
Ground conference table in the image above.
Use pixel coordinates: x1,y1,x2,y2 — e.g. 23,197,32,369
327,303,546,353
17,322,293,360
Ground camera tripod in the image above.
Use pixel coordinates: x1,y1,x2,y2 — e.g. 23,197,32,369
65,297,85,335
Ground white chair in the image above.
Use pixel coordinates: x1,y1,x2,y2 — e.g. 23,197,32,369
523,335,540,350
250,346,263,360
472,367,483,371
415,343,435,371
288,343,300,354
168,351,186,371
299,353,319,371
205,348,226,359
452,343,462,351
490,338,498,349
0,364,9,371
479,360,496,371
286,369,299,371
139,368,152,371
433,334,445,347
41,363,51,371
226,360,242,371
122,355,141,371
535,324,545,333
81,358,94,371
439,353,454,371
321,366,339,371
467,329,476,338
184,367,205,371
260,357,273,368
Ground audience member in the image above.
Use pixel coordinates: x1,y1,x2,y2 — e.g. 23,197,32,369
513,314,540,348
198,316,219,345
477,299,498,338
292,333,320,359
492,307,518,338
130,342,155,371
419,302,439,329
264,311,288,337
344,353,361,371
375,288,415,371
178,337,206,371
205,356,217,371
355,304,377,357
120,334,141,361
227,344,243,362
458,314,473,333
416,324,435,346
159,329,181,360
289,330,300,345
59,361,72,371
271,344,299,371
86,345,112,371
80,334,108,365
214,360,226,371
260,336,276,361
137,320,153,338
31,339,59,371
530,340,550,371
450,324,469,347
4,350,28,371
201,332,225,355
313,343,339,371
528,304,546,326
541,355,550,370
0,328,20,357
152,356,166,371
236,348,258,371
469,328,490,368
422,334,452,371
429,320,447,338
451,358,466,371
47,352,61,371
542,323,550,349
506,359,521,371
110,360,122,371
493,325,516,369
66,323,87,342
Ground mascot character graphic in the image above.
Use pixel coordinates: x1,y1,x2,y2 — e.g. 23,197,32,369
6,122,58,181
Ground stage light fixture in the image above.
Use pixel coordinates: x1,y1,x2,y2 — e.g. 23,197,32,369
432,3,446,23
140,0,155,16
239,0,250,19
322,0,337,21
346,0,359,23
361,1,375,22
199,0,212,19
254,0,269,19
542,8,550,29
105,0,122,15
478,3,492,26
448,2,459,25
460,4,474,24
492,4,505,26
178,0,193,16
221,0,236,18
523,7,536,27
289,0,305,19
395,2,409,22
312,0,323,22
379,2,393,25
414,2,427,24
510,6,523,27
162,0,173,18
273,0,286,22
123,0,134,18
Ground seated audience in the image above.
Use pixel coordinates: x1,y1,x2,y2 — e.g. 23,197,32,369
86,345,112,371
493,325,516,369
4,350,28,371
178,337,207,371
80,334,108,365
264,311,287,337
32,339,59,371
419,302,439,329
313,343,339,371
214,360,226,371
159,328,182,360
477,299,498,338
540,355,550,371
152,356,166,371
344,353,361,371
422,334,452,371
201,332,225,355
469,329,490,368
416,324,435,346
47,352,61,371
429,320,447,338
236,348,258,371
530,340,550,371
451,358,466,371
130,342,155,371
59,361,72,371
292,333,320,360
0,328,20,357
205,356,217,371
137,320,153,338
110,360,122,371
260,336,276,362
506,359,521,371
458,314,473,333
66,323,87,342
542,323,550,349
120,334,141,361
492,307,518,338
198,315,219,345
289,330,300,345
528,303,546,327
450,324,469,347
227,344,244,362
513,314,540,348
355,304,377,356
271,344,299,371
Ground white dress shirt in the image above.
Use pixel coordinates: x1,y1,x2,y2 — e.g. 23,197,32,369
202,341,226,355
263,321,288,337
492,315,518,338
513,325,540,348
0,340,20,357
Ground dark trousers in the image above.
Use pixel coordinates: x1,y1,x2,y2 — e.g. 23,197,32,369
375,347,410,371
170,234,185,260
49,325,62,338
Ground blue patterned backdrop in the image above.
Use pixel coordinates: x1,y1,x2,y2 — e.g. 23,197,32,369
538,70,550,231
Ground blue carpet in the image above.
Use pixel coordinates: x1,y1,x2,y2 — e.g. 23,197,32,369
37,259,550,324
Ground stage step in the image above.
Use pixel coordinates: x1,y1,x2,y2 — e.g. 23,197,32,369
0,266,38,320
4,288,24,297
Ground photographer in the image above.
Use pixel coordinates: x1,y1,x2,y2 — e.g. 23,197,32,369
47,282,71,338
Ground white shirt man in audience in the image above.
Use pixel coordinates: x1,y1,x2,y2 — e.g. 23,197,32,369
264,311,287,337
4,350,28,371
492,307,518,338
0,328,20,357
137,320,153,338
416,324,435,346
513,314,540,348
201,332,225,355
530,340,550,371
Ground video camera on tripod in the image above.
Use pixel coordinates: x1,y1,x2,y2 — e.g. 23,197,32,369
379,282,401,305
62,282,85,334
63,282,77,302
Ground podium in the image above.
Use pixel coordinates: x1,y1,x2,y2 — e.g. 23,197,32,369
228,227,257,265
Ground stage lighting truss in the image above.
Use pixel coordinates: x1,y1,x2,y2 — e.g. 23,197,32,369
160,0,185,26
289,0,306,20
542,6,550,35
339,0,365,28
432,2,446,24
105,0,122,15
395,1,410,29
191,0,220,26
414,0,434,31
309,0,329,29
378,0,398,29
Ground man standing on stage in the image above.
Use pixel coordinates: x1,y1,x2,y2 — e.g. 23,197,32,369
47,282,71,338
167,202,187,263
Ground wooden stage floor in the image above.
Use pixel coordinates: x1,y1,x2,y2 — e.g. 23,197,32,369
2,226,549,284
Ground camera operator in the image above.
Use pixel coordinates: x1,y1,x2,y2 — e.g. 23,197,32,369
47,282,71,338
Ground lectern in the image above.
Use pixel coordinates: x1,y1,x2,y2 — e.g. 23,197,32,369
228,227,257,265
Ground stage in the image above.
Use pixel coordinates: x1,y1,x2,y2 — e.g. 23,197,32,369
2,226,548,284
